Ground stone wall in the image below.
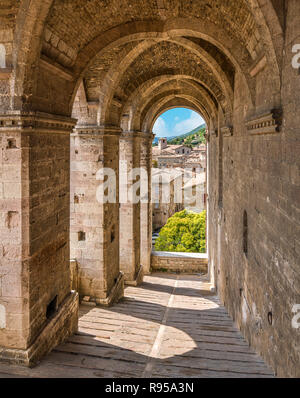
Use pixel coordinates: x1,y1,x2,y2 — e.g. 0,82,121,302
151,252,208,274
70,128,122,302
0,112,78,364
208,1,300,378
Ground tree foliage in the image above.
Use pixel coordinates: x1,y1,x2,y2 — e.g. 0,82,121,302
168,126,206,146
154,210,206,253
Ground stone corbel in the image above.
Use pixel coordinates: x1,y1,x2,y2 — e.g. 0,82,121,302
220,126,233,137
245,108,283,135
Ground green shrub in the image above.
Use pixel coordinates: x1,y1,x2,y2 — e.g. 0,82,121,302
154,210,206,253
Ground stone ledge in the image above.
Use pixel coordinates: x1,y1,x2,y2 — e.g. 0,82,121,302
245,108,283,135
0,111,77,133
0,291,79,367
125,265,144,287
151,251,208,274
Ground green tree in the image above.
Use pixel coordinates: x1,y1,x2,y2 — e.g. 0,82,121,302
154,210,206,253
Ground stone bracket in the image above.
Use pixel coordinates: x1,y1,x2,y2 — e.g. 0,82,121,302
94,272,125,307
245,108,283,135
125,265,144,287
220,126,233,137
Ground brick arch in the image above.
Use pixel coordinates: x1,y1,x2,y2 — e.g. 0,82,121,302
144,96,210,134
96,38,234,126
96,39,162,125
11,0,53,110
129,80,217,132
247,0,284,77
123,76,218,121
11,1,282,115
139,90,211,133
72,21,253,113
99,44,229,126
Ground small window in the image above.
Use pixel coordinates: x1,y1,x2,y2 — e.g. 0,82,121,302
243,210,248,256
78,231,86,241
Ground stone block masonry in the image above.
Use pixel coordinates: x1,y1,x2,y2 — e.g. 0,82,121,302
0,112,79,365
151,252,208,274
70,126,124,305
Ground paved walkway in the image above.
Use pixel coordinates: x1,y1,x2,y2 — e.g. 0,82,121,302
0,274,274,378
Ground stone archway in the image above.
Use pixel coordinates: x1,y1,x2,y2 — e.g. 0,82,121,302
0,0,299,378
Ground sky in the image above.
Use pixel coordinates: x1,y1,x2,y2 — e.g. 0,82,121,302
152,108,205,138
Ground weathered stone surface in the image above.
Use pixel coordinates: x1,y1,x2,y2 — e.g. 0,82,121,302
151,252,208,274
0,0,298,378
70,127,123,302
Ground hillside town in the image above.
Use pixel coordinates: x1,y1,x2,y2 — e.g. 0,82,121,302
152,136,207,231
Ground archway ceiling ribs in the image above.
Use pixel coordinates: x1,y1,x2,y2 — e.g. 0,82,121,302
42,0,261,63
94,40,230,125
133,82,216,132
83,40,145,101
143,95,211,133
83,37,234,108
8,0,283,114
147,99,210,133
120,75,217,131
123,75,218,118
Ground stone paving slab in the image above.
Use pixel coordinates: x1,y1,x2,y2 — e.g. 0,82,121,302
0,274,274,378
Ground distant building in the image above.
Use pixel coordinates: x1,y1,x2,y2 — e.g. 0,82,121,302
152,138,206,171
152,168,184,231
152,138,207,230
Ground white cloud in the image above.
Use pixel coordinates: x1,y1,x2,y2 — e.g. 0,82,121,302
173,112,204,135
153,117,170,137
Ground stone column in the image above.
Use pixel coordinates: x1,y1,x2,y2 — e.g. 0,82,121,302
119,132,143,285
140,133,154,275
70,126,124,306
0,111,79,366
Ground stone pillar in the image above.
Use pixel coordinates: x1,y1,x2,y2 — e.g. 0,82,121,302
0,111,79,366
140,133,154,275
119,132,143,285
70,126,124,306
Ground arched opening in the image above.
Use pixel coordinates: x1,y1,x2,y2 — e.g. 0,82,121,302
151,108,207,255
0,0,298,379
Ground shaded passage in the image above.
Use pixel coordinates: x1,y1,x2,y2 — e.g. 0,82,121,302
0,275,274,378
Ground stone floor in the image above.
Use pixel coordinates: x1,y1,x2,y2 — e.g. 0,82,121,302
0,274,274,378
